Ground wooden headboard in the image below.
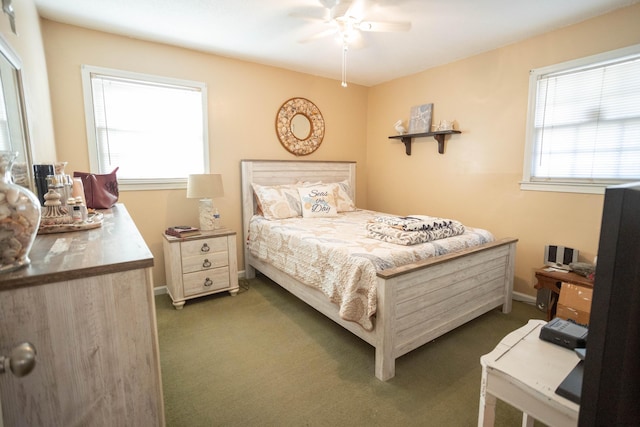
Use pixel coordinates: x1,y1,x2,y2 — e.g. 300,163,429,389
240,160,356,274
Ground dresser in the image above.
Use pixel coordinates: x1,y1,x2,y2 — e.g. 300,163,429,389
163,229,239,309
0,204,164,426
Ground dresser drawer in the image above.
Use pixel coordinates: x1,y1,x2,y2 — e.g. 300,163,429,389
183,267,230,297
181,237,228,258
182,252,228,274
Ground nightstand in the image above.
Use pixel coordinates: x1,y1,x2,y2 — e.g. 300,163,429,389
162,229,239,309
534,267,593,320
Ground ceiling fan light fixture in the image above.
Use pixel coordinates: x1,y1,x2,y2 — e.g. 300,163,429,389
340,31,356,44
336,16,358,44
296,0,412,88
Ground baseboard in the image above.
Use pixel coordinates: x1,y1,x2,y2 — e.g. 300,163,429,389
154,286,168,296
513,291,536,304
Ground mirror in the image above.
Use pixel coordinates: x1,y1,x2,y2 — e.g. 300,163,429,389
0,34,33,190
275,97,325,156
290,113,311,140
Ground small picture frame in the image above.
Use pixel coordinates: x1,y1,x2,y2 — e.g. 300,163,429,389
408,103,433,134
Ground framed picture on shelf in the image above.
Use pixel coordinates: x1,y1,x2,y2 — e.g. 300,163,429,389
408,103,433,134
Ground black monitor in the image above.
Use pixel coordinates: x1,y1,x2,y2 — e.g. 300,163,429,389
579,182,640,425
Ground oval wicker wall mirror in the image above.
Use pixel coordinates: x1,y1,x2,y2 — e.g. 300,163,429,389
275,97,325,156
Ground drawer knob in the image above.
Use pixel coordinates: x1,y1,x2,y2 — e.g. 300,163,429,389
1,342,37,378
200,243,210,253
204,278,213,287
202,259,211,268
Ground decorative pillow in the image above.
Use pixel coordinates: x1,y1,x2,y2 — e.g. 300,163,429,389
334,180,356,212
252,183,302,220
299,180,356,212
297,186,339,218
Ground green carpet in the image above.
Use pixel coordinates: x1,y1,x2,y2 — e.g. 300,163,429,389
156,275,546,426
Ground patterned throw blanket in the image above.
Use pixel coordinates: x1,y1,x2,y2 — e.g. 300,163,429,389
366,215,466,245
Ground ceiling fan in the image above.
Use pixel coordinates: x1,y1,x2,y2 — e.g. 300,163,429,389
297,0,412,87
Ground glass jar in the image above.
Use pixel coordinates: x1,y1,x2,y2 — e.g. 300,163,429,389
0,151,42,273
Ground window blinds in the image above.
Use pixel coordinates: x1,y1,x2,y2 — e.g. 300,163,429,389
89,73,205,180
531,55,640,182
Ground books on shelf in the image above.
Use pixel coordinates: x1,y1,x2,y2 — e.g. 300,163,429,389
165,225,201,238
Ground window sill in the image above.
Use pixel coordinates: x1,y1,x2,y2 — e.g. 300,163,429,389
519,181,606,195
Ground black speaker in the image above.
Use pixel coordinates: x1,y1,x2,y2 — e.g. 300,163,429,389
536,287,552,311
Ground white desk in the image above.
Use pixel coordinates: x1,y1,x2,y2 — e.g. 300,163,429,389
478,319,580,427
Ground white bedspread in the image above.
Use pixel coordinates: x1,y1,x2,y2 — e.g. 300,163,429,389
247,209,494,331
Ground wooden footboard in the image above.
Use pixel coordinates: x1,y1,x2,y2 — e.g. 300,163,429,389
241,160,517,381
374,237,517,380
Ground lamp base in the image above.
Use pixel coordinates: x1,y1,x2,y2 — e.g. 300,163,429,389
198,198,215,231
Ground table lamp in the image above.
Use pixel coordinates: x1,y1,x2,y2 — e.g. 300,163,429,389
186,173,224,230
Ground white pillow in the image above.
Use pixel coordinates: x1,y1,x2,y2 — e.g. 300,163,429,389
297,185,339,218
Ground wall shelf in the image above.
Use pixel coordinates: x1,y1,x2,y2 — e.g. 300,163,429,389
388,130,461,155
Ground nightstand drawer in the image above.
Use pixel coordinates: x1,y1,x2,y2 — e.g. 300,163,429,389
182,252,228,274
183,267,230,296
181,237,228,257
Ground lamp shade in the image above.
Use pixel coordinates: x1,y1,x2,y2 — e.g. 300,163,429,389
187,174,224,199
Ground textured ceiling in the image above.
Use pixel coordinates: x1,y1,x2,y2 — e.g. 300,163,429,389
34,0,639,86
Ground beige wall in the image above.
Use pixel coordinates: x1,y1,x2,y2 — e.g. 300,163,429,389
37,4,640,295
366,4,640,295
0,0,56,163
41,20,369,286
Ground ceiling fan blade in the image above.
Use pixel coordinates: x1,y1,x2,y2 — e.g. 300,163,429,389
298,27,338,44
358,20,411,32
341,0,365,18
289,4,331,22
289,12,326,24
318,0,339,8
329,0,358,20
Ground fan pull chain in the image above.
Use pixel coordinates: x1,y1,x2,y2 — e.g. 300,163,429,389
341,43,348,88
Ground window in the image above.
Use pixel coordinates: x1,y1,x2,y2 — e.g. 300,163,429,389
81,65,208,190
521,44,640,194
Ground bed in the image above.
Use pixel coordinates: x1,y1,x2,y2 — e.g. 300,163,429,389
241,160,517,381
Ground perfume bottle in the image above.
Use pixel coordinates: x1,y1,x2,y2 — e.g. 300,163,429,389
75,196,88,221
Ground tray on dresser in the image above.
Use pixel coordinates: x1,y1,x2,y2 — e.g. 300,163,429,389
38,212,104,234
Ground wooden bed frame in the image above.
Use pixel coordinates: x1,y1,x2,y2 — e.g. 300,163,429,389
241,160,517,381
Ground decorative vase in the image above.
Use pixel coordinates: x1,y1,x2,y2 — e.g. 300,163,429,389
0,151,41,273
